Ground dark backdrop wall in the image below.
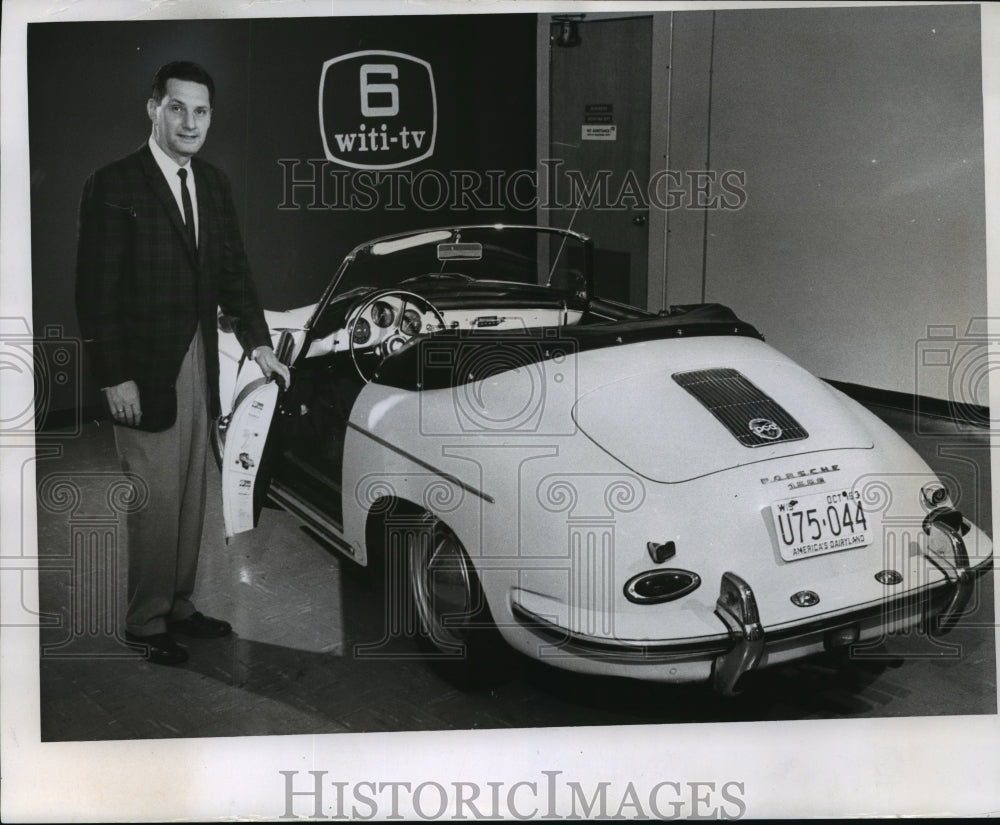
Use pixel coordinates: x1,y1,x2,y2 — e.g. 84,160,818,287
28,14,537,420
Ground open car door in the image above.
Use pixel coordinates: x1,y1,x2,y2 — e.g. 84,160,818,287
218,330,293,540
220,378,280,539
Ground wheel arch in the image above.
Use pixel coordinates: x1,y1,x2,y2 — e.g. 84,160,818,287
361,494,507,621
363,494,428,564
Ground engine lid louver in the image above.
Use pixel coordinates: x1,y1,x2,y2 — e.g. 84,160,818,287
672,367,809,447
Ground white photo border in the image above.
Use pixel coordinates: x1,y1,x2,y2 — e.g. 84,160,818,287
2,0,998,820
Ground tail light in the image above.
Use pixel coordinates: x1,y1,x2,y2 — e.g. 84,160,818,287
624,569,700,604
920,481,951,510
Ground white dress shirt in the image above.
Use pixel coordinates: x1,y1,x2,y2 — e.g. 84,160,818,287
148,135,199,245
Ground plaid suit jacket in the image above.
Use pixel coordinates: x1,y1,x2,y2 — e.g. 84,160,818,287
76,144,271,431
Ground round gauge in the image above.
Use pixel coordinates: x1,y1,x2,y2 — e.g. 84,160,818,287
352,317,372,345
371,300,395,328
400,308,422,336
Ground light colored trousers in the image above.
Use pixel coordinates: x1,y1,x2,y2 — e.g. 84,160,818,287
114,328,209,636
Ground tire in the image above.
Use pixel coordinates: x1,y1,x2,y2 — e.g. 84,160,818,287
401,514,506,687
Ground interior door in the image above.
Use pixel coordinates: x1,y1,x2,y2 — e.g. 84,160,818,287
218,330,294,539
549,15,652,308
220,378,280,539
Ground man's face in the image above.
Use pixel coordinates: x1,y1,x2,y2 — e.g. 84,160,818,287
147,78,212,164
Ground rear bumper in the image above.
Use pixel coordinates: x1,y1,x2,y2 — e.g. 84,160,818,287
510,513,990,695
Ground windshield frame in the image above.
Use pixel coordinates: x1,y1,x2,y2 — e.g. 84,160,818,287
304,223,594,333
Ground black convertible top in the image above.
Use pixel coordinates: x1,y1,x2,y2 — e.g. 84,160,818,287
373,303,763,391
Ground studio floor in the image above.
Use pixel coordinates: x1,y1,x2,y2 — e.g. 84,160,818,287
33,401,996,741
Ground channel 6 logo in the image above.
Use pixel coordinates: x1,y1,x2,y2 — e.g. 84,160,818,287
319,50,437,169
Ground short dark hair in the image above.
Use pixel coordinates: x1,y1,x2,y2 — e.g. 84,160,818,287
150,61,215,106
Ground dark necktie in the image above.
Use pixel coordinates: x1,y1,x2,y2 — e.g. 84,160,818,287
177,167,197,250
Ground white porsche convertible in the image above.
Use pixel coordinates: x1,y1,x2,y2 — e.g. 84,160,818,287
216,224,992,694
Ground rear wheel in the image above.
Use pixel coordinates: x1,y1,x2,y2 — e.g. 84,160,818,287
407,520,481,649
402,514,506,687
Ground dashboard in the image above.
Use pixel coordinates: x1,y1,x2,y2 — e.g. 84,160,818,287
305,292,583,359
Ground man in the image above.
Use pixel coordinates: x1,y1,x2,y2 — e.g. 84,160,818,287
76,61,291,665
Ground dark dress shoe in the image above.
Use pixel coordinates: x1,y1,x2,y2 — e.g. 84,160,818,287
167,611,232,638
125,632,188,665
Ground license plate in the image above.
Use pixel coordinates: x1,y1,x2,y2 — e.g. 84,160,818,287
771,489,873,562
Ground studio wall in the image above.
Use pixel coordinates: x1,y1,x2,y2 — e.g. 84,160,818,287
663,4,986,402
29,5,987,421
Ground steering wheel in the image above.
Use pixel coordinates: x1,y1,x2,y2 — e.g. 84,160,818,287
348,289,446,382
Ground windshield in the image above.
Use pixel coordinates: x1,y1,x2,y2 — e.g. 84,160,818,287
329,225,592,299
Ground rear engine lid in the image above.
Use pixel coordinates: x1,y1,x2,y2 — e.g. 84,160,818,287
572,361,873,483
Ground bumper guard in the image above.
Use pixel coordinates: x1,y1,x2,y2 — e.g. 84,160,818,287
712,572,765,696
711,508,979,695
923,507,973,634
